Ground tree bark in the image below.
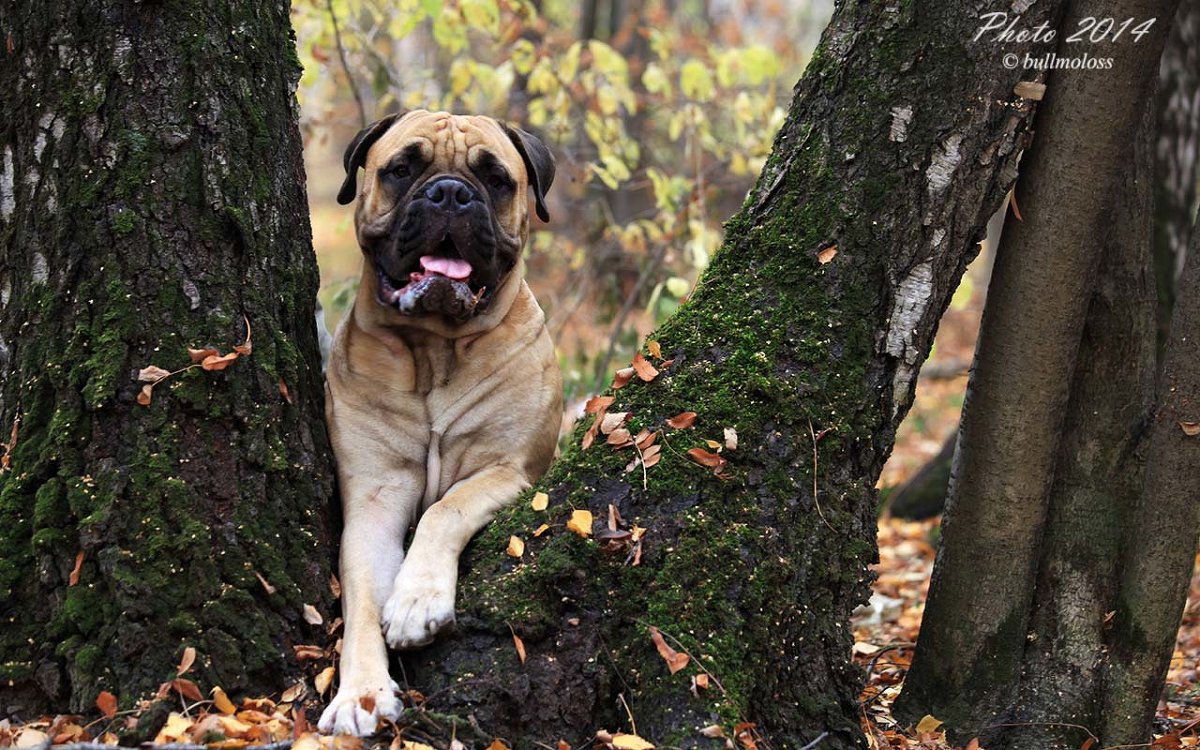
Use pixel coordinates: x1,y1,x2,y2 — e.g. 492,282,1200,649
1002,93,1158,750
1100,188,1200,746
896,0,1180,736
0,0,335,717
379,2,1066,746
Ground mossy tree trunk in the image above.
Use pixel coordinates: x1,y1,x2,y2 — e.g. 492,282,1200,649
0,0,336,718
379,3,1067,747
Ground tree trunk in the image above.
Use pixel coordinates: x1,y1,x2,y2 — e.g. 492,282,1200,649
1001,93,1158,750
895,0,1180,736
1100,187,1200,746
0,0,335,718
379,2,1066,746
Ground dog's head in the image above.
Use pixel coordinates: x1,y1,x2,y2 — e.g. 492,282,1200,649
337,110,555,323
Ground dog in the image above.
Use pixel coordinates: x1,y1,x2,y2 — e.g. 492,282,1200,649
317,110,562,735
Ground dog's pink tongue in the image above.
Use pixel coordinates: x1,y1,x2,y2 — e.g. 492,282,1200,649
420,255,472,280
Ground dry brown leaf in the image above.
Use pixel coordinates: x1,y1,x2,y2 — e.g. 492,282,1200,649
700,725,724,738
687,448,726,469
582,419,599,450
171,678,203,701
608,503,623,531
600,411,629,434
212,686,237,714
966,739,982,750
612,367,635,389
96,690,118,719
567,509,593,538
636,431,657,450
606,427,632,446
557,741,570,750
281,682,306,703
486,740,509,750
1079,738,1096,750
293,644,324,660
660,358,675,369
506,535,525,558
330,573,342,599
647,340,662,359
279,379,292,405
695,673,709,690
533,523,551,537
138,365,172,382
724,427,738,451
666,412,696,429
531,491,549,511
177,645,196,676
314,667,336,697
649,626,690,674
188,347,219,363
511,631,527,665
632,352,659,382
137,384,154,407
585,395,615,414
157,713,197,744
1179,421,1200,436
255,571,276,595
68,550,84,587
202,352,240,371
302,604,323,626
817,244,838,264
915,715,943,734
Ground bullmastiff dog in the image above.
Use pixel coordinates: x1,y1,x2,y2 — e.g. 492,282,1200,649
317,110,562,735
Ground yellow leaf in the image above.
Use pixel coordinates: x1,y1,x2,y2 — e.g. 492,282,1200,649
507,535,525,558
612,734,655,750
155,713,194,743
915,715,944,734
680,59,714,102
567,509,593,538
533,523,551,537
531,491,549,511
314,667,336,697
211,686,237,714
403,742,436,750
817,245,838,264
16,730,48,749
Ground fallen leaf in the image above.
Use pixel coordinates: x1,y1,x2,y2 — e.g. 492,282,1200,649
137,384,154,407
15,730,49,749
567,509,593,538
817,244,838,264
138,365,172,382
1180,421,1200,436
293,644,324,660
292,707,309,739
68,550,84,586
279,379,292,404
705,439,723,450
1079,738,1096,750
635,430,657,450
557,742,570,750
511,631,527,665
533,523,551,537
606,427,632,446
507,535,525,558
647,340,662,359
486,741,509,750
330,573,341,599
660,359,675,369
585,395,615,414
531,491,549,511
915,715,943,734
189,347,219,363
281,682,306,704
170,678,203,701
631,352,659,382
612,367,635,389
666,411,696,429
155,713,194,743
235,315,253,356
852,641,881,656
695,673,709,690
202,352,239,371
724,427,738,451
687,448,727,470
601,411,629,434
217,714,253,737
255,571,276,595
303,604,323,625
177,645,196,676
212,686,237,714
612,733,655,750
649,626,689,674
314,667,336,697
700,725,724,738
96,690,118,718
966,739,982,750
402,742,435,750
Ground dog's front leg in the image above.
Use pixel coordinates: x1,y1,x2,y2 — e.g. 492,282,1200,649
319,480,417,735
381,464,529,649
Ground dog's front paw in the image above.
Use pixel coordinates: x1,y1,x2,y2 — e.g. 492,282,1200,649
317,679,402,736
380,572,456,649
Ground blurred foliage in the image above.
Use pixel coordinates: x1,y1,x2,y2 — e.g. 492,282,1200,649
293,0,827,401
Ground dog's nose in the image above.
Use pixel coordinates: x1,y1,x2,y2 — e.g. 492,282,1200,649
422,178,478,211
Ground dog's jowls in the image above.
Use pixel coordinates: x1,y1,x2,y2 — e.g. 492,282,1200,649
317,110,561,735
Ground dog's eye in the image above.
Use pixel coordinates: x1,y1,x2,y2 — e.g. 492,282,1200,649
391,163,411,179
488,172,514,191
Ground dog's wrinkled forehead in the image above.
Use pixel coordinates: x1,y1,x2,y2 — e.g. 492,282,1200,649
365,111,524,188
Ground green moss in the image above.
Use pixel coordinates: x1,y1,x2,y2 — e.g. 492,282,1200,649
112,210,138,235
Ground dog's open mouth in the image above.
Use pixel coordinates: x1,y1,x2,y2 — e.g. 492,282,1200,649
376,244,487,321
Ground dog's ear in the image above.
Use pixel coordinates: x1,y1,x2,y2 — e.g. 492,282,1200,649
502,123,555,223
337,113,403,205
